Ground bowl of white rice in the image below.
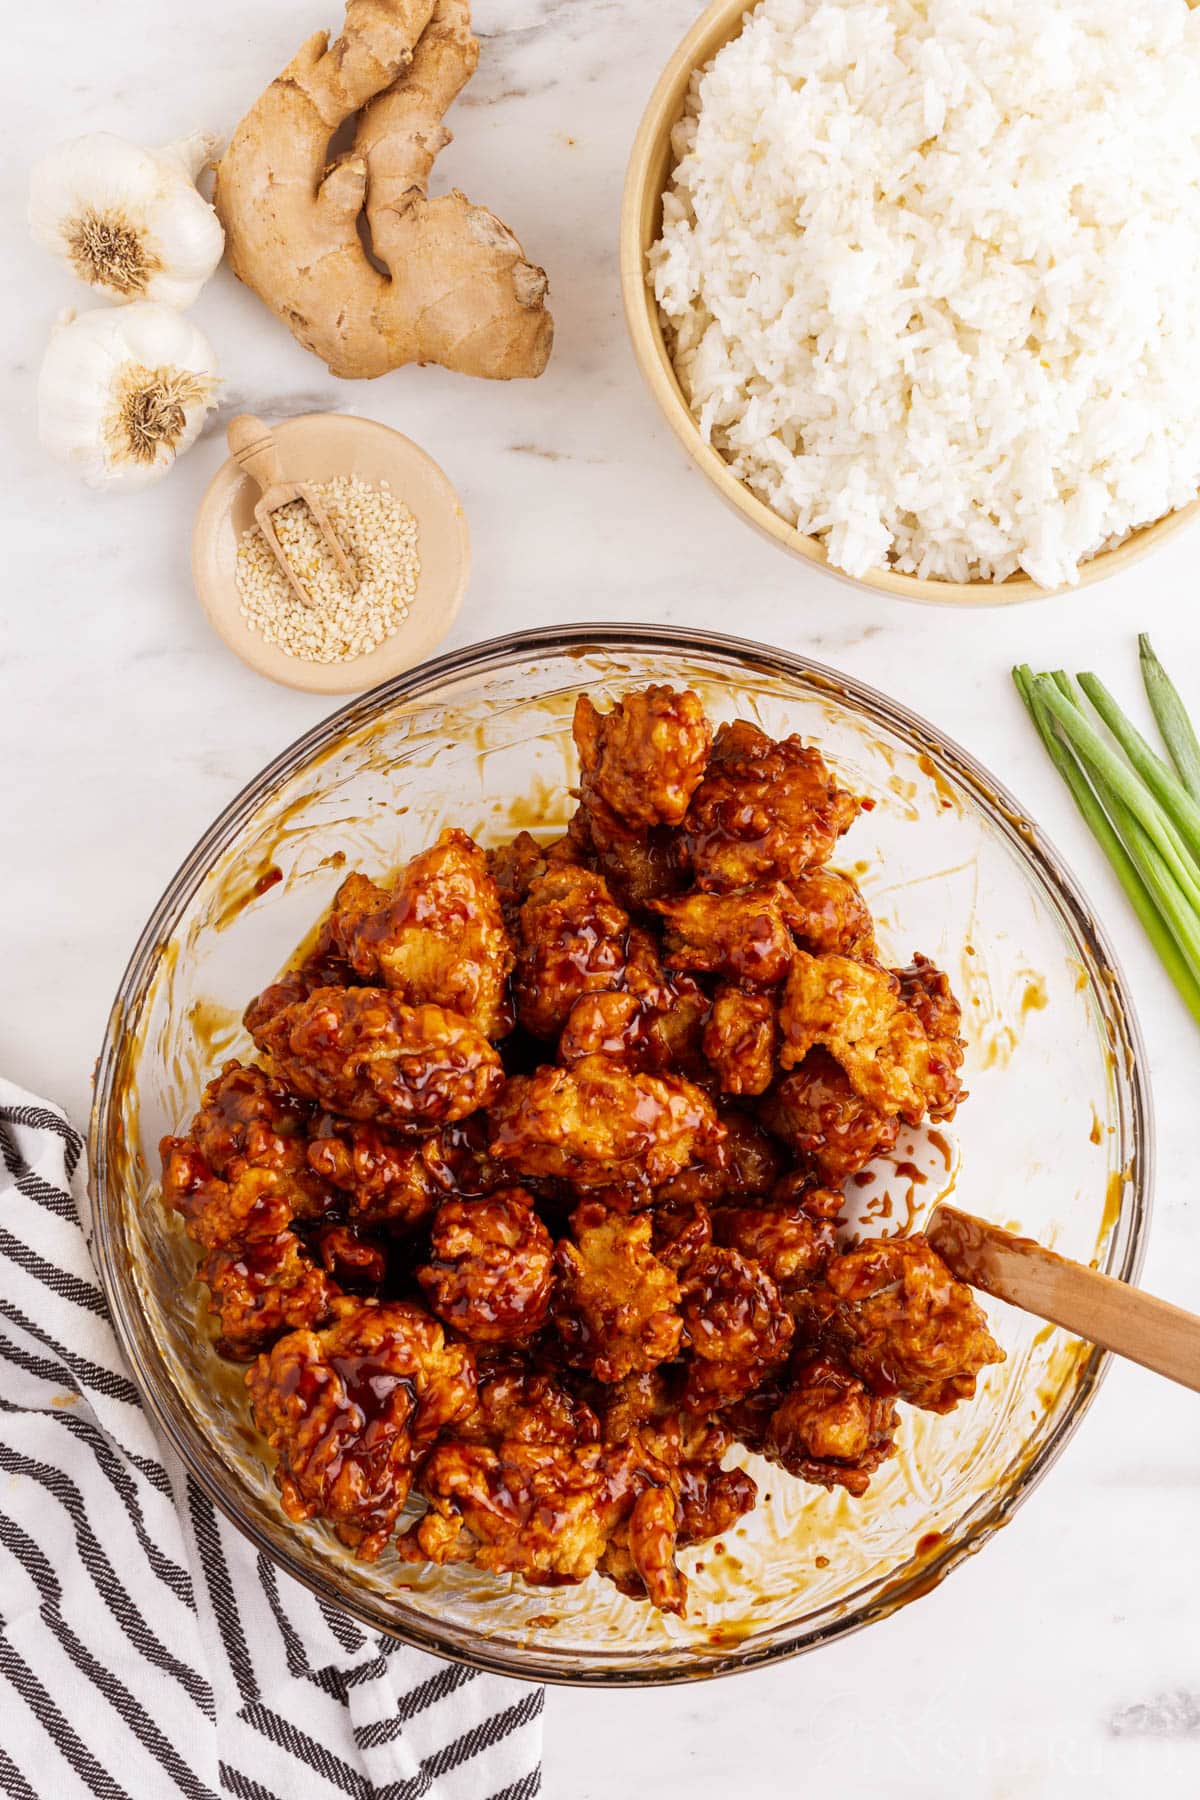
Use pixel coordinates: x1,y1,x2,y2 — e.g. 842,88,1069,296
621,0,1200,603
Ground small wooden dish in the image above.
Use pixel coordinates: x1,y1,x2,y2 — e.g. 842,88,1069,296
192,413,470,693
619,0,1200,607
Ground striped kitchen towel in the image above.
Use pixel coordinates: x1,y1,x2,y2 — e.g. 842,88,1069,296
0,1079,543,1800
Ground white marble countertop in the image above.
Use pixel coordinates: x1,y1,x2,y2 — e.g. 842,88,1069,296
4,2,1200,1793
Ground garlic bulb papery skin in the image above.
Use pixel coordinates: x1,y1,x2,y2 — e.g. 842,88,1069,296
29,130,225,309
39,303,219,492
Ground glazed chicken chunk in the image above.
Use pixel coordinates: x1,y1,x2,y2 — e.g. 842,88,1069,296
247,985,504,1130
514,865,629,1039
398,1436,683,1610
602,1372,758,1547
759,1049,900,1184
779,952,964,1125
247,1298,476,1559
702,987,777,1096
553,1202,683,1381
564,797,685,912
651,882,799,986
417,1190,554,1343
679,1247,794,1412
457,1367,601,1448
733,1352,900,1497
319,829,514,1038
190,1061,314,1180
787,868,876,957
201,1232,338,1361
489,1053,725,1193
573,685,712,830
712,1200,838,1291
682,720,860,891
823,1235,1005,1412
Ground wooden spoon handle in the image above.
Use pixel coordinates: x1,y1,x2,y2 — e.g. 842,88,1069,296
927,1204,1200,1394
226,414,286,497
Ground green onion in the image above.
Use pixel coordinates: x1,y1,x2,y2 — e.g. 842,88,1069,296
1034,679,1200,917
1077,671,1200,874
1139,634,1200,804
1014,666,1200,1022
1011,646,1200,1030
1050,669,1200,893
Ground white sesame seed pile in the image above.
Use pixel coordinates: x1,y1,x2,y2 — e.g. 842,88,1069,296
236,475,420,662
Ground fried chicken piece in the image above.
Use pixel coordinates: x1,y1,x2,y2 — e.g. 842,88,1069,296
564,798,685,912
823,1236,1005,1413
316,831,514,1039
457,1367,600,1447
248,1297,476,1559
160,1063,331,1252
162,1080,342,1358
897,953,967,1121
308,1221,387,1290
417,1190,554,1344
558,989,645,1064
601,1372,757,1547
201,1232,338,1360
702,987,777,1096
652,1199,713,1274
556,931,708,1076
161,1143,293,1251
242,957,350,1044
553,1202,683,1381
400,1437,683,1611
712,1202,837,1290
599,1483,686,1614
248,986,504,1130
490,1054,724,1193
657,1105,782,1207
759,1050,900,1185
730,1353,899,1496
681,720,860,891
190,1061,314,1179
306,1118,441,1227
514,865,629,1039
679,1247,794,1412
650,883,799,986
779,951,963,1125
622,926,709,1074
573,685,711,830
306,1111,505,1229
787,869,875,956
488,830,550,931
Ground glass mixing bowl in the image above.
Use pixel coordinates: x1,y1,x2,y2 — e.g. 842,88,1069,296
89,625,1151,1685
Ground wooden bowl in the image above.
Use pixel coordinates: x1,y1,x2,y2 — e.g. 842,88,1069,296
192,413,470,692
619,0,1200,607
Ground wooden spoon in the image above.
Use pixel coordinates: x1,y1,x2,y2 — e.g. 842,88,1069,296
927,1204,1200,1394
226,413,358,607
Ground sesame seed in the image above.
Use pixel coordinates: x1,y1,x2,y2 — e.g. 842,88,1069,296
234,474,420,663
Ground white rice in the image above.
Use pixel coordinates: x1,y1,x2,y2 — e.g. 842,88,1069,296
650,0,1200,587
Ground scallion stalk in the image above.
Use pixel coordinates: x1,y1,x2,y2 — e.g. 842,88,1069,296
1077,671,1200,875
1034,678,1200,920
1012,666,1200,1024
1139,634,1200,805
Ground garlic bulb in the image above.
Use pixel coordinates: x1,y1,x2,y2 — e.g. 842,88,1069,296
39,303,219,491
29,131,224,310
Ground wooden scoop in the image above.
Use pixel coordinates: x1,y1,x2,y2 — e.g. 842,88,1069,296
226,413,358,607
927,1204,1200,1394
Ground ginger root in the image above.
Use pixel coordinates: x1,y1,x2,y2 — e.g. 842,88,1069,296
213,0,553,381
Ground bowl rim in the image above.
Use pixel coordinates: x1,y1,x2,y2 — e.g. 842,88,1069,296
618,0,1200,607
88,622,1153,1685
